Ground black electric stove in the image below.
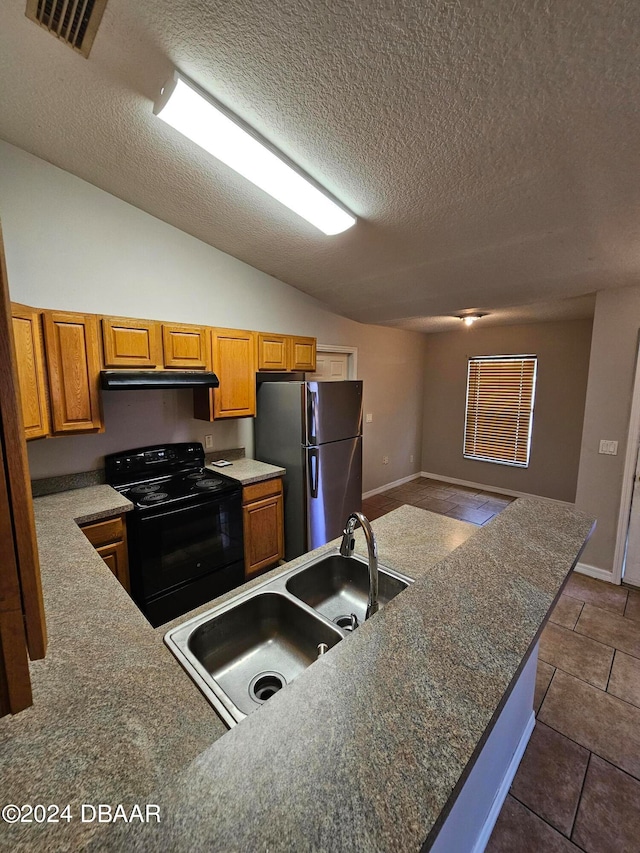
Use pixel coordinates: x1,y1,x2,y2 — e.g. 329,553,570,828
105,443,244,627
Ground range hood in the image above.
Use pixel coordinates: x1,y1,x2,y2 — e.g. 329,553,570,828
101,371,220,391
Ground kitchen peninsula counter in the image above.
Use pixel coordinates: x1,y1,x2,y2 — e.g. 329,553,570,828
0,487,593,852
121,498,592,853
0,486,226,853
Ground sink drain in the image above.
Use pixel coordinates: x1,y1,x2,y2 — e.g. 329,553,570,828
335,613,359,632
249,671,286,704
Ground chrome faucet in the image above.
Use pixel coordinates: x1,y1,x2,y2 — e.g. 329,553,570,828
339,512,379,620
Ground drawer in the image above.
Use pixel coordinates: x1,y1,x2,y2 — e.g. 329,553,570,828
80,515,124,548
242,478,283,504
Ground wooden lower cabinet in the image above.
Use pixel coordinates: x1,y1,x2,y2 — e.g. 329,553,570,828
80,514,130,593
242,478,284,578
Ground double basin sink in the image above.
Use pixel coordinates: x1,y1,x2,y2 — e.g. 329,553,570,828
165,550,413,727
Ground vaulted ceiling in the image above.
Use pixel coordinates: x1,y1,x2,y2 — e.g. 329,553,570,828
0,1,637,331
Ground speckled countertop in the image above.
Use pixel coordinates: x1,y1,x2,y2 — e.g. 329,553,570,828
0,487,593,853
0,486,223,853
106,498,592,852
206,458,285,485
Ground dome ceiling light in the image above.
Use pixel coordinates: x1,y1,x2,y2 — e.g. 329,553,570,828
458,313,487,327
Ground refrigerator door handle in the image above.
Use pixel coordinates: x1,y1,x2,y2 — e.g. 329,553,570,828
308,448,319,498
308,390,318,445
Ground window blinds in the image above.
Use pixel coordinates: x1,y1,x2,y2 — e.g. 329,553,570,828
464,355,537,467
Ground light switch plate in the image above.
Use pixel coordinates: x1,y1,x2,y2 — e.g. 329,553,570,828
365,413,373,423
204,434,214,450
599,439,618,455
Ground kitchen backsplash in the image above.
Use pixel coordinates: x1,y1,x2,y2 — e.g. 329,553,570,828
31,448,246,497
31,469,105,497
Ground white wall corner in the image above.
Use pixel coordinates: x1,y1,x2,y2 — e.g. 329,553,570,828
420,472,574,506
574,562,615,584
362,473,421,499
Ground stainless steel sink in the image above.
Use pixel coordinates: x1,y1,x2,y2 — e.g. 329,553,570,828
286,553,410,627
165,549,412,727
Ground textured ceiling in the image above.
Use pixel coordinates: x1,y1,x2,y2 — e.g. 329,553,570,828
0,0,638,329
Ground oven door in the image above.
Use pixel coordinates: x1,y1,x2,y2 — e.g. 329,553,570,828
131,493,244,605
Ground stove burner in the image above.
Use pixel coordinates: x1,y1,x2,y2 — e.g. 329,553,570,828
131,483,163,495
185,471,207,480
139,492,170,504
195,479,224,491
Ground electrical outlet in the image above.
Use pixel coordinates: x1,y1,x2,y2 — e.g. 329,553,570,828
410,454,414,464
599,439,618,456
382,455,389,465
365,413,373,423
204,434,214,450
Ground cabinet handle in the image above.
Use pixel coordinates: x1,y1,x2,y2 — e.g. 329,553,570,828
309,449,319,499
309,390,318,445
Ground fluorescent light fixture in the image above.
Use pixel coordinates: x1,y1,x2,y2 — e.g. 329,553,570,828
155,73,356,236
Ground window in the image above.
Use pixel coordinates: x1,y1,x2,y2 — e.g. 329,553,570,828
464,355,537,467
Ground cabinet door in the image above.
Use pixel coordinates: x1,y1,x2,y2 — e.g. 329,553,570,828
243,492,284,577
101,316,161,368
257,333,289,371
193,328,256,420
11,305,50,440
81,514,130,593
43,311,103,434
96,541,130,593
214,328,256,418
162,323,209,369
0,222,47,717
289,336,317,372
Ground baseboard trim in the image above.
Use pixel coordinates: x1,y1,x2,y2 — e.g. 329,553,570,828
574,562,614,583
362,473,421,499
471,711,536,853
420,471,574,506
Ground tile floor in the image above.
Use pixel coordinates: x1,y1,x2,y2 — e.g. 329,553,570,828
361,476,514,527
363,479,640,852
487,573,640,852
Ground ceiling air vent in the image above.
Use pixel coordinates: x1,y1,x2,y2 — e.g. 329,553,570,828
25,0,108,58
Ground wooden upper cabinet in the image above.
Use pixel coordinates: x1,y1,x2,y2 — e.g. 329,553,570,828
43,310,103,435
10,305,50,440
162,323,209,369
194,328,256,420
258,333,289,371
257,333,317,372
289,336,317,372
101,316,161,368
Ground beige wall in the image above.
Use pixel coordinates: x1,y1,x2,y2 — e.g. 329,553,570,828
575,285,640,573
421,320,593,501
0,141,426,491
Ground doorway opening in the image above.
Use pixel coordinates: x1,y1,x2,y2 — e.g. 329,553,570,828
306,345,357,381
614,335,640,587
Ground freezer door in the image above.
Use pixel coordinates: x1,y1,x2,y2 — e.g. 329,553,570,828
306,436,362,551
304,381,363,446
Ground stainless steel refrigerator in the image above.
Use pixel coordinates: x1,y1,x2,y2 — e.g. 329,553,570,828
255,380,363,560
